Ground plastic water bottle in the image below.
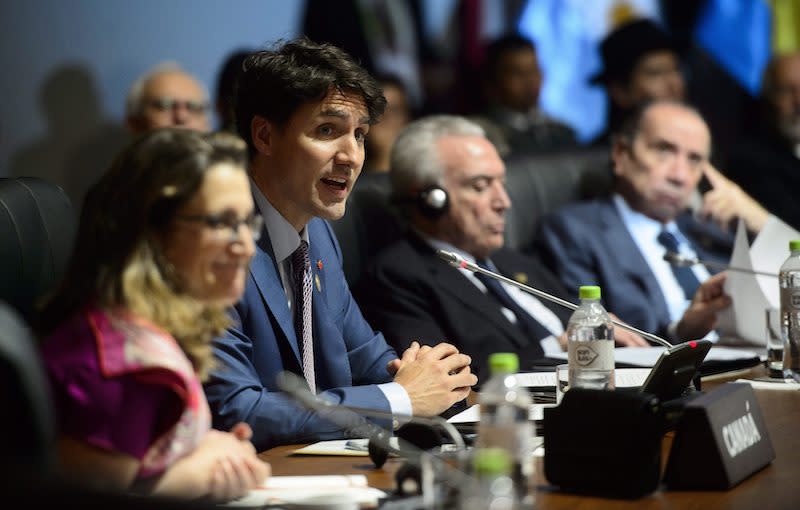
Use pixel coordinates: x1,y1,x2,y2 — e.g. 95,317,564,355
477,353,534,507
779,240,800,379
566,285,615,390
461,448,517,510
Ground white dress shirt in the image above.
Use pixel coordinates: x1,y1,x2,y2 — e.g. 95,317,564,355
421,233,565,355
613,194,719,342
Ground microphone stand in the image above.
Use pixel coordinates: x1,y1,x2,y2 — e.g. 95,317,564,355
437,249,674,348
662,251,778,278
276,371,473,509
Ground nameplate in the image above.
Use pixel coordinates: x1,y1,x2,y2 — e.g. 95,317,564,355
664,382,775,490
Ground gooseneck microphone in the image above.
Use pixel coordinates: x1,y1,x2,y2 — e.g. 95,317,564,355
436,249,674,349
662,251,778,278
276,371,472,507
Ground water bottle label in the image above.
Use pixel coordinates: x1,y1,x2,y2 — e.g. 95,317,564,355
781,288,800,310
568,340,614,369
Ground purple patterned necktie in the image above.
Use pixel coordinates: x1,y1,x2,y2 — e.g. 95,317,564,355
291,240,316,393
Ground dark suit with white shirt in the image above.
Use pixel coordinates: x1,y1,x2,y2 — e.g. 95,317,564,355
355,233,572,383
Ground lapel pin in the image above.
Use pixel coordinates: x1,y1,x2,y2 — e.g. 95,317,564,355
317,260,323,270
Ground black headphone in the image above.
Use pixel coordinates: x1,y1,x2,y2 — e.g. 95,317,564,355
391,185,449,220
417,185,449,220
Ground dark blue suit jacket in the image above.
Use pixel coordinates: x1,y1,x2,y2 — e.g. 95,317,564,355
536,197,732,340
204,217,399,451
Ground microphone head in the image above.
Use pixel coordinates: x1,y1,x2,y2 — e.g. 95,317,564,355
436,249,463,267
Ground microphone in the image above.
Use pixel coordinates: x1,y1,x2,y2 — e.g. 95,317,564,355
275,371,472,507
436,249,674,349
662,251,778,278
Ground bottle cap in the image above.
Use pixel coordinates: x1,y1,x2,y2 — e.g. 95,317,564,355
488,352,519,374
472,447,512,475
790,240,800,252
579,285,601,299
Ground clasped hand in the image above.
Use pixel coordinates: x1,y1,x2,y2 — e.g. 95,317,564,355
388,341,477,416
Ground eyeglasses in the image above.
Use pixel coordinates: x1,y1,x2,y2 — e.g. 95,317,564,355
175,211,263,242
147,97,209,115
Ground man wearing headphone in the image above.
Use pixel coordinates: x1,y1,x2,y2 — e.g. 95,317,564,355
355,115,649,383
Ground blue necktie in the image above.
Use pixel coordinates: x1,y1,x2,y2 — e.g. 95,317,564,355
475,260,551,350
657,230,701,300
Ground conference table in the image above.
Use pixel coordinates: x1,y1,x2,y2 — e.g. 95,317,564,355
259,367,799,509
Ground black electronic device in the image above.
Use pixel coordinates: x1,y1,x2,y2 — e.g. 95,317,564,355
543,388,664,498
416,185,449,220
640,339,712,401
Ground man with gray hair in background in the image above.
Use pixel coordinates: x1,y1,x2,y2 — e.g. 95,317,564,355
355,115,647,383
125,62,211,134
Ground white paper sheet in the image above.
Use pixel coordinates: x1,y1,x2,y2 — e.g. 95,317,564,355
224,475,387,507
513,367,652,388
734,378,800,391
717,217,799,346
446,403,556,423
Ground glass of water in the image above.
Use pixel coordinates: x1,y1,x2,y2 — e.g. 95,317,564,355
765,307,784,378
555,364,570,404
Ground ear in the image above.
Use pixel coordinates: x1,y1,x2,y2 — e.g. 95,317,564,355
610,137,628,177
251,116,272,156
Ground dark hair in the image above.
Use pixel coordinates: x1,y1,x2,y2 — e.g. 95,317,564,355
39,128,248,377
216,48,253,133
235,37,387,157
590,18,679,86
374,72,408,95
614,98,704,147
483,33,537,83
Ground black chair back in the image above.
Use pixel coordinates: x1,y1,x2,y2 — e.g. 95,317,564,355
0,177,77,323
0,300,55,475
329,173,404,287
503,148,612,253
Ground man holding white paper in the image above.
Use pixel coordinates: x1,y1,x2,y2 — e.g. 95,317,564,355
538,100,739,343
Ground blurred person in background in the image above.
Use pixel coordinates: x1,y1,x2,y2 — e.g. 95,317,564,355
589,18,685,147
363,73,412,174
126,63,211,134
472,33,578,158
214,49,253,134
724,51,800,230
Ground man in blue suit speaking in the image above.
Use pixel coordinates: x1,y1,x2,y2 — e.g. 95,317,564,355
204,38,477,451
